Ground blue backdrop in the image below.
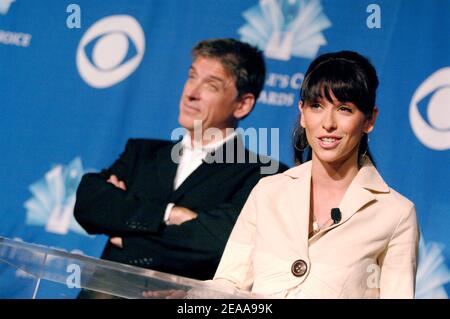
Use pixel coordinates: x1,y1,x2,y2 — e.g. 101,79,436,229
0,0,449,298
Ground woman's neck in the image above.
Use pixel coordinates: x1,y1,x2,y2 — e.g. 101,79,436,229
311,152,360,191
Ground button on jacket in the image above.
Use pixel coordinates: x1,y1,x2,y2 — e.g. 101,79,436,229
213,159,419,298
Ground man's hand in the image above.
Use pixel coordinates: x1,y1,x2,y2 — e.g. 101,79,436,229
109,237,123,248
107,174,126,190
107,175,126,248
168,206,198,225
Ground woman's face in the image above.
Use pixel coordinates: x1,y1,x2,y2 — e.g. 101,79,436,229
299,90,377,167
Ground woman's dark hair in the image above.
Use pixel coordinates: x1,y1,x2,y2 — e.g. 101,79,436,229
293,50,379,165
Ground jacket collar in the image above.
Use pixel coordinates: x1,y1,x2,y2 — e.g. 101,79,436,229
283,158,389,193
283,158,390,242
337,159,389,235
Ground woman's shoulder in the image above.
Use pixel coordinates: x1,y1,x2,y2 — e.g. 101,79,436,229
366,167,417,222
360,159,415,211
383,185,415,212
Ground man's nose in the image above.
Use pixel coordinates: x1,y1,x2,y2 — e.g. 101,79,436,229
185,82,201,100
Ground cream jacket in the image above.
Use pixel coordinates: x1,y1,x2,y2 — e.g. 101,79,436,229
213,159,419,298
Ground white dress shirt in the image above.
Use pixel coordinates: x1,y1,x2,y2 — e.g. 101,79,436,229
163,131,238,223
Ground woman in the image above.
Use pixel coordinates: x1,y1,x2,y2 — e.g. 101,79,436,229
212,51,419,298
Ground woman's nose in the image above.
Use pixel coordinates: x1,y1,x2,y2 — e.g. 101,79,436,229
322,110,337,131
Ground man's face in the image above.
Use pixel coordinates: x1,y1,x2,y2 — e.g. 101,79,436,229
178,57,241,134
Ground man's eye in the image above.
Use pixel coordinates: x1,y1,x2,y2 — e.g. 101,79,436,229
207,83,219,91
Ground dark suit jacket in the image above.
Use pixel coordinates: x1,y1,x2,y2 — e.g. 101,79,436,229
74,137,287,280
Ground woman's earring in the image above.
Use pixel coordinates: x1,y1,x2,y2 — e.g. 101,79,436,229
293,126,309,151
359,133,369,166
363,135,369,158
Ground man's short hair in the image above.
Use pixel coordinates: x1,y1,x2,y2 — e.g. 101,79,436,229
192,38,266,101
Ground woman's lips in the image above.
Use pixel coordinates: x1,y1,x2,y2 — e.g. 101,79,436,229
317,136,342,149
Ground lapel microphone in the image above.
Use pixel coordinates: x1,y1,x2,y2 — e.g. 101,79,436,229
331,208,342,224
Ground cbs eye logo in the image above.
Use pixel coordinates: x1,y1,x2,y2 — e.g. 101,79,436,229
76,15,145,89
410,67,450,150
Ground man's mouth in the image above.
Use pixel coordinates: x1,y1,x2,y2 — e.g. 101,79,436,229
183,103,201,113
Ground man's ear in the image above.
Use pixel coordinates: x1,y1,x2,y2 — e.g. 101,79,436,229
298,101,306,128
364,106,378,133
233,93,255,119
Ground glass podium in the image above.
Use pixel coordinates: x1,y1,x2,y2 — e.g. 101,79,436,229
0,236,254,299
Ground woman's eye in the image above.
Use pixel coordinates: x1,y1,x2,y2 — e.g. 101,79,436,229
339,105,353,112
311,103,322,109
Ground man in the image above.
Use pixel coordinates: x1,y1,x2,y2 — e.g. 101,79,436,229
74,38,287,284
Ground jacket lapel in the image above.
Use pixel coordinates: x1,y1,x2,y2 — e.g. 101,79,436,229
339,159,390,226
285,162,312,252
155,142,179,196
310,158,390,242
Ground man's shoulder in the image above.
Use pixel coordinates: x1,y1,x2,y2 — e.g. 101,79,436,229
125,138,174,150
121,138,175,160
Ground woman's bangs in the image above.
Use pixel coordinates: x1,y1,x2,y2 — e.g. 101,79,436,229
301,63,367,107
